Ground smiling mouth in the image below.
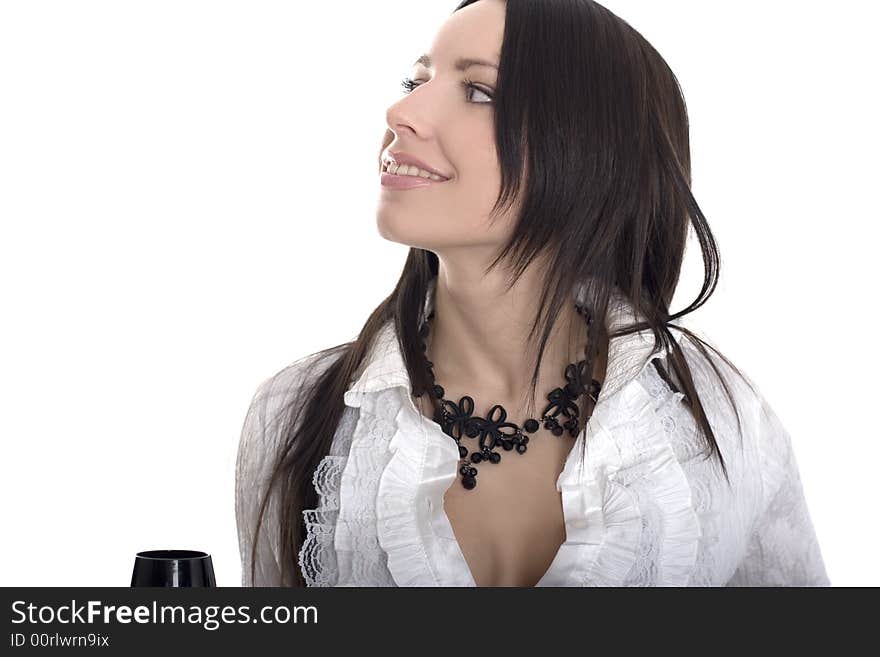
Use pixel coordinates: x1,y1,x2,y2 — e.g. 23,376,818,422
380,170,451,190
381,160,451,182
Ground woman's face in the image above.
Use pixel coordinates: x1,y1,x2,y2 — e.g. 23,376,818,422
375,0,515,256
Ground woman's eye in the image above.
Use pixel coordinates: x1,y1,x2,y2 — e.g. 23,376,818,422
399,77,420,94
461,79,494,104
399,77,494,104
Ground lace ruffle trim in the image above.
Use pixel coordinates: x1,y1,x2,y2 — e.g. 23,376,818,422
572,366,702,585
297,454,347,587
373,387,470,586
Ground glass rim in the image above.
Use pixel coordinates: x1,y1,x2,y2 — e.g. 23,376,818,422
135,549,210,561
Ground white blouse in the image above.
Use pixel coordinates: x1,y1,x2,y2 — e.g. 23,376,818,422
235,280,830,587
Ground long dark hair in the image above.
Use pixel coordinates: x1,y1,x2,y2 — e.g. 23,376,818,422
247,0,756,587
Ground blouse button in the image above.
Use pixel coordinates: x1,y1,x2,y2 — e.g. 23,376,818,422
661,416,676,432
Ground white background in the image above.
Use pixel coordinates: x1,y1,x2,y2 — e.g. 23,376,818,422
1,0,876,587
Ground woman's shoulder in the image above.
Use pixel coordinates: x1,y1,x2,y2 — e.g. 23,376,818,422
667,325,762,410
668,325,795,465
236,345,350,505
247,346,348,427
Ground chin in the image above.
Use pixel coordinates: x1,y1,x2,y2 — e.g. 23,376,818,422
376,214,404,243
375,214,432,248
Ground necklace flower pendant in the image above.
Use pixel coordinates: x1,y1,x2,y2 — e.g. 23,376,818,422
420,307,601,490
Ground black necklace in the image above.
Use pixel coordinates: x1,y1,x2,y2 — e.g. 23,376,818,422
416,303,602,490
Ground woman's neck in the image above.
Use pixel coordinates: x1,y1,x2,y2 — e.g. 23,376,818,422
424,284,605,408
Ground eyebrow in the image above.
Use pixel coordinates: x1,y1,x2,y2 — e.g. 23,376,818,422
413,53,499,71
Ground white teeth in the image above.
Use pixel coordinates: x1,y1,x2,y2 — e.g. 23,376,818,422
384,162,448,181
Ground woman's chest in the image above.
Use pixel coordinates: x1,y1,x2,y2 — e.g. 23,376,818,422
440,424,577,587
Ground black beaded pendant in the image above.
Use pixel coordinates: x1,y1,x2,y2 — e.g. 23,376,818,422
416,303,603,490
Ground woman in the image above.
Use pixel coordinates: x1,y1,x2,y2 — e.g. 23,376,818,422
235,0,830,587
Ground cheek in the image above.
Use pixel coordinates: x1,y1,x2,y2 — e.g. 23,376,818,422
449,151,501,207
454,160,514,219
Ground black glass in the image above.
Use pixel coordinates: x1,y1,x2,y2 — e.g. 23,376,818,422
130,549,216,587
